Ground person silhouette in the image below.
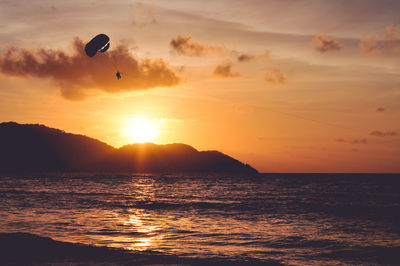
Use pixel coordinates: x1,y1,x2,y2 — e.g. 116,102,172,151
116,71,122,80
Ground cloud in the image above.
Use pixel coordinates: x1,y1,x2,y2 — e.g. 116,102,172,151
350,138,368,144
312,35,342,52
360,25,400,56
237,54,256,62
264,69,286,84
384,24,400,52
213,62,240,78
385,24,400,40
237,50,269,63
336,138,368,144
0,38,180,100
170,35,226,57
370,130,398,137
359,36,382,56
170,35,270,64
375,106,386,113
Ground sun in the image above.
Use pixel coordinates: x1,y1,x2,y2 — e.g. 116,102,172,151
123,118,159,143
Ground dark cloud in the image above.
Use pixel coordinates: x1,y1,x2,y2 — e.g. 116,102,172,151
170,35,270,64
264,69,286,84
336,138,345,142
370,130,398,137
170,35,226,57
375,106,386,113
237,50,269,63
237,54,256,62
0,38,180,100
312,35,342,52
213,62,240,78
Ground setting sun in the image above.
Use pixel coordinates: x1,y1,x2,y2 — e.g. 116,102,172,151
123,118,159,143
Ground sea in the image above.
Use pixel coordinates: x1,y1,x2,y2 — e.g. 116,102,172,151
0,173,399,265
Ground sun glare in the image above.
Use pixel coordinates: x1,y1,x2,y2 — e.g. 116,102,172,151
123,118,159,143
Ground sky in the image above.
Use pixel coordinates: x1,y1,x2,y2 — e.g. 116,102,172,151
0,0,399,173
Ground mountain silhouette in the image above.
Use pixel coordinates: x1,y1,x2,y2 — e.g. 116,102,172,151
0,122,257,174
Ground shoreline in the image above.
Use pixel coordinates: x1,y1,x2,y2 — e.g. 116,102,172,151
0,232,280,265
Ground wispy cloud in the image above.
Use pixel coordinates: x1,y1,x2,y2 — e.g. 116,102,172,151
375,106,386,113
359,36,383,56
350,138,368,144
312,35,342,52
370,130,398,137
336,138,368,144
0,38,180,100
236,51,269,63
213,61,240,78
264,69,286,84
170,35,226,57
384,24,400,52
360,24,400,56
385,24,400,40
170,35,270,65
237,54,256,62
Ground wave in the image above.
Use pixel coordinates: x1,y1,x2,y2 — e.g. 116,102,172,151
0,232,282,265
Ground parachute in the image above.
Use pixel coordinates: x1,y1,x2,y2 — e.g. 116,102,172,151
98,42,110,53
85,34,110,57
84,34,122,79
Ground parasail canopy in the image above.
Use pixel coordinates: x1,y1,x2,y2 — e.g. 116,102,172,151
84,34,110,57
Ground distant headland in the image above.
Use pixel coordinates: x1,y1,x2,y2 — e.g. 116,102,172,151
0,122,257,174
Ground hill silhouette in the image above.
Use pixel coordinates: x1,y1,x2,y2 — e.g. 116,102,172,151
0,122,257,174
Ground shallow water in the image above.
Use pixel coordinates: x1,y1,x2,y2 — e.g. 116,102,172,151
0,173,399,265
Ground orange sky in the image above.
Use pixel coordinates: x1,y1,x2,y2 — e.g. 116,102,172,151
0,0,399,172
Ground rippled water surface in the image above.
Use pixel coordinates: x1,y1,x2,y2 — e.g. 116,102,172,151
0,173,399,265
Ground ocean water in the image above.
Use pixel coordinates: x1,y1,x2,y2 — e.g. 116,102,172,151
0,173,399,265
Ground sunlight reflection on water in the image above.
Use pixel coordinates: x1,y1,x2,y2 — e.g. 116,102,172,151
0,173,399,264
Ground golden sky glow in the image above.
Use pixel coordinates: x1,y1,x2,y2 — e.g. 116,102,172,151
0,0,399,172
122,117,159,143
